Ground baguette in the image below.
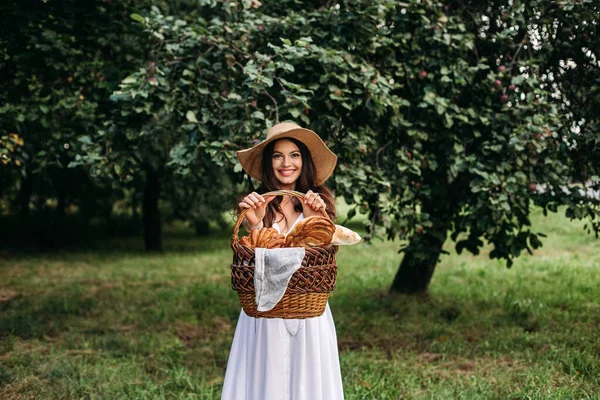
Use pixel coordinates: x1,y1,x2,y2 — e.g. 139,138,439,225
331,224,361,245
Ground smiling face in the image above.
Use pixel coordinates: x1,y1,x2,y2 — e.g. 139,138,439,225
271,139,303,189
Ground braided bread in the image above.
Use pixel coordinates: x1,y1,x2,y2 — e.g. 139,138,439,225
240,227,286,249
285,216,336,248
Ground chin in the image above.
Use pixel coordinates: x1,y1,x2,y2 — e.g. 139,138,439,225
277,178,297,186
276,174,300,186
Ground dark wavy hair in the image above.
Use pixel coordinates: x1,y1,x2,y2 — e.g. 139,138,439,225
239,137,336,228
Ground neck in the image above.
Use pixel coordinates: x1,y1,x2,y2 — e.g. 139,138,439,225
277,182,296,191
280,196,293,208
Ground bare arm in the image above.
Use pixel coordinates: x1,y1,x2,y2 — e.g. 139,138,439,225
238,191,274,231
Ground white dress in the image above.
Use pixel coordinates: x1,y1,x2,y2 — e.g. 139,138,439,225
221,213,344,400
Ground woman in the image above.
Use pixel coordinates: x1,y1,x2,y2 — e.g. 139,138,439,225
221,122,344,400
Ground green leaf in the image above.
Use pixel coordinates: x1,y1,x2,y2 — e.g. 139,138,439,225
347,208,357,220
186,110,198,123
122,75,137,84
130,13,144,23
251,111,265,120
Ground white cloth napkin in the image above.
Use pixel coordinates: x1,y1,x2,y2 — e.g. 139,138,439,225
254,247,306,312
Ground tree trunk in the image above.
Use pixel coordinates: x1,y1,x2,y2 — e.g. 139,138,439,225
390,229,447,294
56,188,66,217
16,172,33,216
143,164,162,252
390,233,444,294
194,219,211,236
51,187,67,248
102,203,115,237
390,172,468,294
132,194,139,220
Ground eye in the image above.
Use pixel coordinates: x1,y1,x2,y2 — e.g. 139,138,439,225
291,152,301,158
273,154,282,159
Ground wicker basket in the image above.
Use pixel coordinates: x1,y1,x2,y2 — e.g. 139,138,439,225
230,190,338,319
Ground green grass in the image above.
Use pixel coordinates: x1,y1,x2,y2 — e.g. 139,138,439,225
1,204,599,399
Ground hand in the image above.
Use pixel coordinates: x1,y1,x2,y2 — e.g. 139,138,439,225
239,192,275,228
303,190,327,215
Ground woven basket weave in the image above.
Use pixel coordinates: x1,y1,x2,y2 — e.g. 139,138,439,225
230,190,338,319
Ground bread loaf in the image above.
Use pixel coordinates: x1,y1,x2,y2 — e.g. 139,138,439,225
285,216,336,248
240,227,286,249
239,217,358,249
331,224,361,245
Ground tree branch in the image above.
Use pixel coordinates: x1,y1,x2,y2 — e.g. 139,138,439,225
263,90,279,123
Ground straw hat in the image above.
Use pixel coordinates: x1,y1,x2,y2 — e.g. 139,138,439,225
236,122,337,186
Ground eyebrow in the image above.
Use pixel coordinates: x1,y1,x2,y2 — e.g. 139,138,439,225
273,150,301,154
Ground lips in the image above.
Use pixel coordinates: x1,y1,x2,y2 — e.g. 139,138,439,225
278,169,296,177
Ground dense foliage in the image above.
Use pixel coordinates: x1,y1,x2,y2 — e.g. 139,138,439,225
0,0,231,249
105,0,599,291
0,0,146,238
1,0,598,291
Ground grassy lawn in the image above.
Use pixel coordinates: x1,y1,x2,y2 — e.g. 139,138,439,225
1,203,599,399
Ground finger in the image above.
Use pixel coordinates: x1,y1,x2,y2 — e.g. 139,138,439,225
304,194,312,206
304,190,313,204
248,193,262,207
239,202,251,209
244,197,258,209
253,191,266,203
305,197,315,209
312,196,324,209
316,195,324,208
264,196,275,203
257,196,273,210
248,193,261,203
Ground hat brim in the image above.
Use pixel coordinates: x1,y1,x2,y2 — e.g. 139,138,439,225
236,127,337,186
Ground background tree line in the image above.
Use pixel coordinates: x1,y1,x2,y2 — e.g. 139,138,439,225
1,0,598,293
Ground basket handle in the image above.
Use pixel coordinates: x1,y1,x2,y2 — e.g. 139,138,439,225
231,189,329,242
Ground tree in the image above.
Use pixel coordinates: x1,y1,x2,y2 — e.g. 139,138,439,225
1,0,233,249
72,3,247,251
99,0,396,247
0,0,151,245
375,1,600,293
88,0,599,290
